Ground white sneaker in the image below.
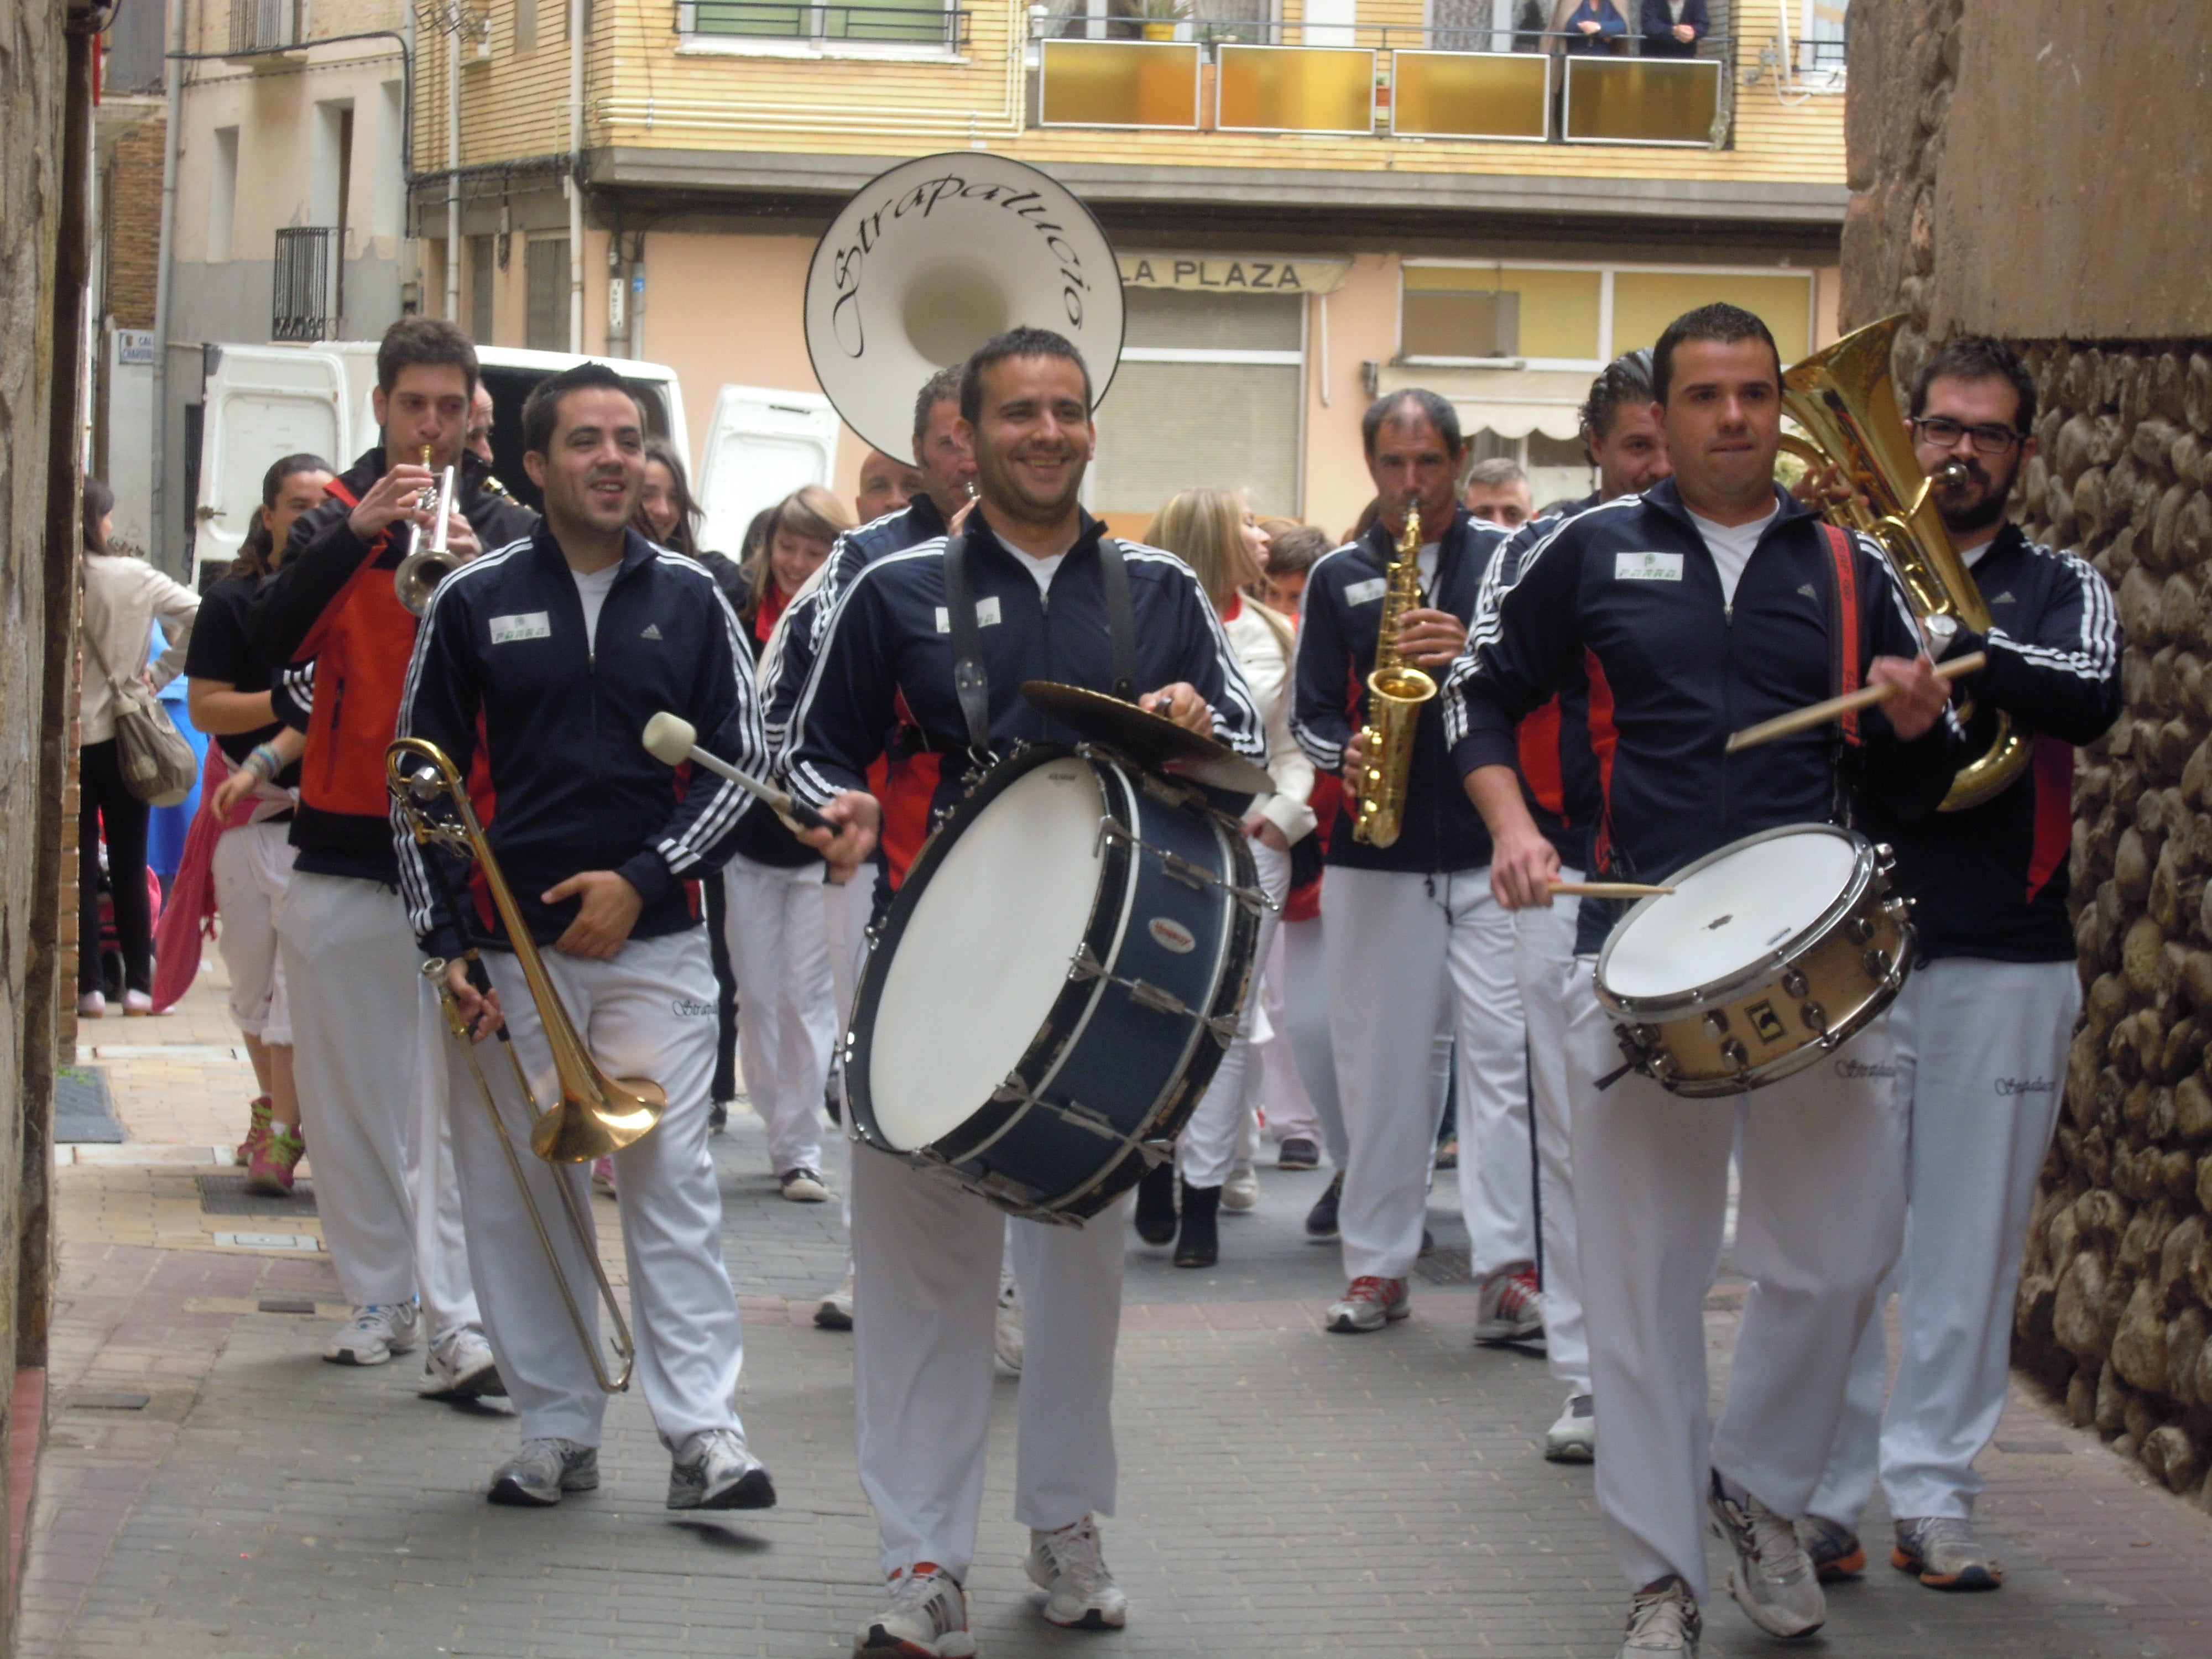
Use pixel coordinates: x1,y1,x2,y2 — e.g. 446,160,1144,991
994,1271,1025,1373
780,1166,830,1203
815,1271,854,1332
420,1325,504,1399
854,1564,975,1657
1545,1392,1594,1462
1707,1471,1825,1637
324,1302,421,1366
1617,1577,1700,1656
1473,1261,1543,1343
76,990,105,1018
488,1438,598,1506
1221,1164,1259,1212
1026,1514,1128,1629
1324,1275,1410,1333
666,1427,776,1510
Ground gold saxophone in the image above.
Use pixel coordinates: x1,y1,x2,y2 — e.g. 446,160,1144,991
1352,504,1438,848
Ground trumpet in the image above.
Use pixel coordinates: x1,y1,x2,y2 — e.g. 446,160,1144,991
388,735,667,1392
395,444,463,617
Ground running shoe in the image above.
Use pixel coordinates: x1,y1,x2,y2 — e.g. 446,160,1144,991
488,1438,598,1507
1473,1261,1543,1344
994,1272,1025,1373
420,1325,504,1399
1616,1576,1700,1656
854,1564,974,1657
816,1271,855,1331
1221,1165,1259,1212
780,1167,829,1203
1707,1471,1824,1637
236,1093,273,1166
1801,1515,1865,1581
1892,1516,2002,1590
324,1302,421,1366
245,1123,304,1197
1277,1136,1320,1170
667,1427,776,1510
1026,1514,1128,1629
1545,1393,1594,1462
1326,1275,1410,1333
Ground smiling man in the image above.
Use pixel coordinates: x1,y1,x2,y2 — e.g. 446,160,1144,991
782,325,1261,1657
396,362,778,1516
1450,304,1965,1658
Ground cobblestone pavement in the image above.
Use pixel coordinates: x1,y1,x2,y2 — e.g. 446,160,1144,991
23,971,2212,1656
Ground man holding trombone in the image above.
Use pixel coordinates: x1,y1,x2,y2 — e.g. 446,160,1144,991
394,363,778,1511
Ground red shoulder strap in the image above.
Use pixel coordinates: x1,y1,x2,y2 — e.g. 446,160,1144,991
1822,524,1862,749
324,477,361,509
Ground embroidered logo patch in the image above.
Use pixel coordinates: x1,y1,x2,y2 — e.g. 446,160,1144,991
1614,552,1684,582
1343,577,1387,607
933,594,1003,633
489,612,551,644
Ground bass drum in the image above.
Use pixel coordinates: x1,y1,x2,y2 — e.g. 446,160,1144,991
846,744,1261,1222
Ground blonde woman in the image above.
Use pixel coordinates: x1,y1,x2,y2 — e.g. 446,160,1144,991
1137,488,1316,1267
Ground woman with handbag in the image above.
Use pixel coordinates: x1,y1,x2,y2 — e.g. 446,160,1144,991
79,478,200,1017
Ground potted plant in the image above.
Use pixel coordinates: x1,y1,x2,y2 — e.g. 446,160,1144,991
1136,0,1188,42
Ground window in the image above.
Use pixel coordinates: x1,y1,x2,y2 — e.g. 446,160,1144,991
1467,426,1589,514
371,82,404,240
686,0,953,46
470,235,495,345
1089,289,1303,521
526,237,570,351
1401,265,1601,363
207,127,238,262
1610,271,1814,360
515,0,538,53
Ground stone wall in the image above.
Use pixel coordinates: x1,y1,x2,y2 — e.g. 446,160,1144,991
1842,2,2212,1499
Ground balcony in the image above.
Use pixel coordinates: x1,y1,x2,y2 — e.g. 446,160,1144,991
1033,23,1738,145
272,227,341,343
678,0,973,53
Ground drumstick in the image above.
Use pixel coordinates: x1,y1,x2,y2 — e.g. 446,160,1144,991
1724,652,1986,754
641,712,833,834
1548,880,1674,898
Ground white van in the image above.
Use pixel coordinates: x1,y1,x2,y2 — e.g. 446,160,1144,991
692,384,841,560
191,341,689,588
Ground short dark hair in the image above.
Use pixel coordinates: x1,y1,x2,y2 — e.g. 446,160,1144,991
1361,389,1464,459
1261,520,1331,577
913,366,964,445
376,316,478,396
1582,348,1657,441
520,362,639,455
1651,304,1780,403
81,476,115,555
959,327,1093,427
1910,335,2037,435
1464,456,1528,491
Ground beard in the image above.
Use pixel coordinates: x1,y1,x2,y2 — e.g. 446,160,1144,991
1934,455,2018,538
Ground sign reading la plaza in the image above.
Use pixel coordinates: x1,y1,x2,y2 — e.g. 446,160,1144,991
1117,254,1352,295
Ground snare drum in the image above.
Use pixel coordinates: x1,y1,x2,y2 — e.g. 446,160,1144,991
846,744,1263,1222
1594,824,1912,1097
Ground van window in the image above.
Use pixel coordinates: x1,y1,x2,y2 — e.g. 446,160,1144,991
477,366,672,514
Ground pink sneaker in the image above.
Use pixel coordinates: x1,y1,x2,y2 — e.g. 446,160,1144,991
236,1094,273,1167
591,1156,617,1196
246,1124,305,1197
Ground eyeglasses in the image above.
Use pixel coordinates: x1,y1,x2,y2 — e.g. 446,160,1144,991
1910,416,2024,456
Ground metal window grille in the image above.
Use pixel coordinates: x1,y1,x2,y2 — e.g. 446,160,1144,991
271,226,341,342
526,238,570,351
681,1,969,49
229,0,300,53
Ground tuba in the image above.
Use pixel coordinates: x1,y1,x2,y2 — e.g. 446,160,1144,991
1780,314,2029,811
1350,504,1436,848
802,153,1124,460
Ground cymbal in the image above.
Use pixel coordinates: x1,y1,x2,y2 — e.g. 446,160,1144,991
1020,681,1275,796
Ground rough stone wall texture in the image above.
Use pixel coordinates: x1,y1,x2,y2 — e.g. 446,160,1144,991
1843,2,2212,1500
101,113,164,330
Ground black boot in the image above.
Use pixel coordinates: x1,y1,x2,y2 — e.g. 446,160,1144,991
1174,1181,1221,1269
1305,1168,1344,1240
1134,1160,1178,1245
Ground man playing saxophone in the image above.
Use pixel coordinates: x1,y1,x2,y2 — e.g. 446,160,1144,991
395,363,779,1512
1288,389,1533,1337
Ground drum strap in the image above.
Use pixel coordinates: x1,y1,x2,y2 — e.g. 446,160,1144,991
1821,523,1863,749
941,530,1140,760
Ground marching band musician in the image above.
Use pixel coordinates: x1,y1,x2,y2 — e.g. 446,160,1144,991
1449,303,1963,1658
244,317,532,1387
784,326,1262,1656
395,363,778,1512
1801,338,2121,1592
1288,389,1537,1339
1448,348,1674,1464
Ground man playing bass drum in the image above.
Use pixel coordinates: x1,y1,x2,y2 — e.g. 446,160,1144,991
785,326,1262,1657
1451,304,1962,1659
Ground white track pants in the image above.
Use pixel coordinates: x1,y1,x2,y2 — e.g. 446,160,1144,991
852,1144,1126,1581
723,853,837,1178
279,872,479,1333
1809,957,2078,1527
1180,839,1291,1189
1571,964,1905,1596
1517,877,1587,1395
1322,867,1530,1282
1262,915,1349,1167
450,930,746,1448
210,821,295,1044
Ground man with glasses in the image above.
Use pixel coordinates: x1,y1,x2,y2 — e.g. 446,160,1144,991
1799,337,2121,1594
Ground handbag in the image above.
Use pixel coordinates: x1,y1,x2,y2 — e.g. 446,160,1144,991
82,615,197,808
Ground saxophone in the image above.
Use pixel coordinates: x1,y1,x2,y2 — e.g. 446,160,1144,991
1351,503,1438,848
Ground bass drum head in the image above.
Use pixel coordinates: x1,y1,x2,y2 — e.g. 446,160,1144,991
867,756,1107,1151
1602,825,1861,1004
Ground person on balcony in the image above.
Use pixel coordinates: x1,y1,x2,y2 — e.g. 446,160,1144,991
1551,0,1629,54
1639,0,1708,57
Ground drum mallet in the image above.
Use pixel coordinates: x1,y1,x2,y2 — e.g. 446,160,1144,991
641,712,833,835
1724,651,1985,754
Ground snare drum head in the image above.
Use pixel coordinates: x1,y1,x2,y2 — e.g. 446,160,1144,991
867,756,1107,1151
1602,826,1860,1003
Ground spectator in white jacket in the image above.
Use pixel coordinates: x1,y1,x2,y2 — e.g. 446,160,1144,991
78,478,200,1016
1134,487,1316,1267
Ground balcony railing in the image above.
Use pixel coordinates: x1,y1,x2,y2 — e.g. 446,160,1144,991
1033,25,1734,144
680,0,972,49
272,226,341,343
228,0,301,54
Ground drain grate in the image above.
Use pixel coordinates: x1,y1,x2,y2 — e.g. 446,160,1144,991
1413,1244,1474,1287
196,1172,317,1216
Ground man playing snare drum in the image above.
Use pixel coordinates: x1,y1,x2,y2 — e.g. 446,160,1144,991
1447,303,1963,1659
784,326,1261,1657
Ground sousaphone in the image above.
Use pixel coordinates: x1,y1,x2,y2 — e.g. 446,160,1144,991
803,152,1126,458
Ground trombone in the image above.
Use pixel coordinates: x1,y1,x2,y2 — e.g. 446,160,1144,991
387,735,667,1392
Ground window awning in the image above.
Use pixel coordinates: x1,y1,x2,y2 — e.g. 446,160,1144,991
1374,362,1593,442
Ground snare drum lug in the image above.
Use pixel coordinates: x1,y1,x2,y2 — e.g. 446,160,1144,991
1861,947,1890,980
1781,967,1809,999
1070,943,1108,982
1703,1009,1731,1036
1800,999,1828,1032
1845,914,1877,945
1720,1037,1750,1073
1874,842,1895,872
1882,896,1911,922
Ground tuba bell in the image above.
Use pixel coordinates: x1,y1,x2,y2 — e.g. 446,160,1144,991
1780,314,2030,812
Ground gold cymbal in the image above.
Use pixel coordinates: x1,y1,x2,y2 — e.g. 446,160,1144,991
1020,680,1275,796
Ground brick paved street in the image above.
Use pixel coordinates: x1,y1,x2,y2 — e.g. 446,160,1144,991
21,969,2212,1657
